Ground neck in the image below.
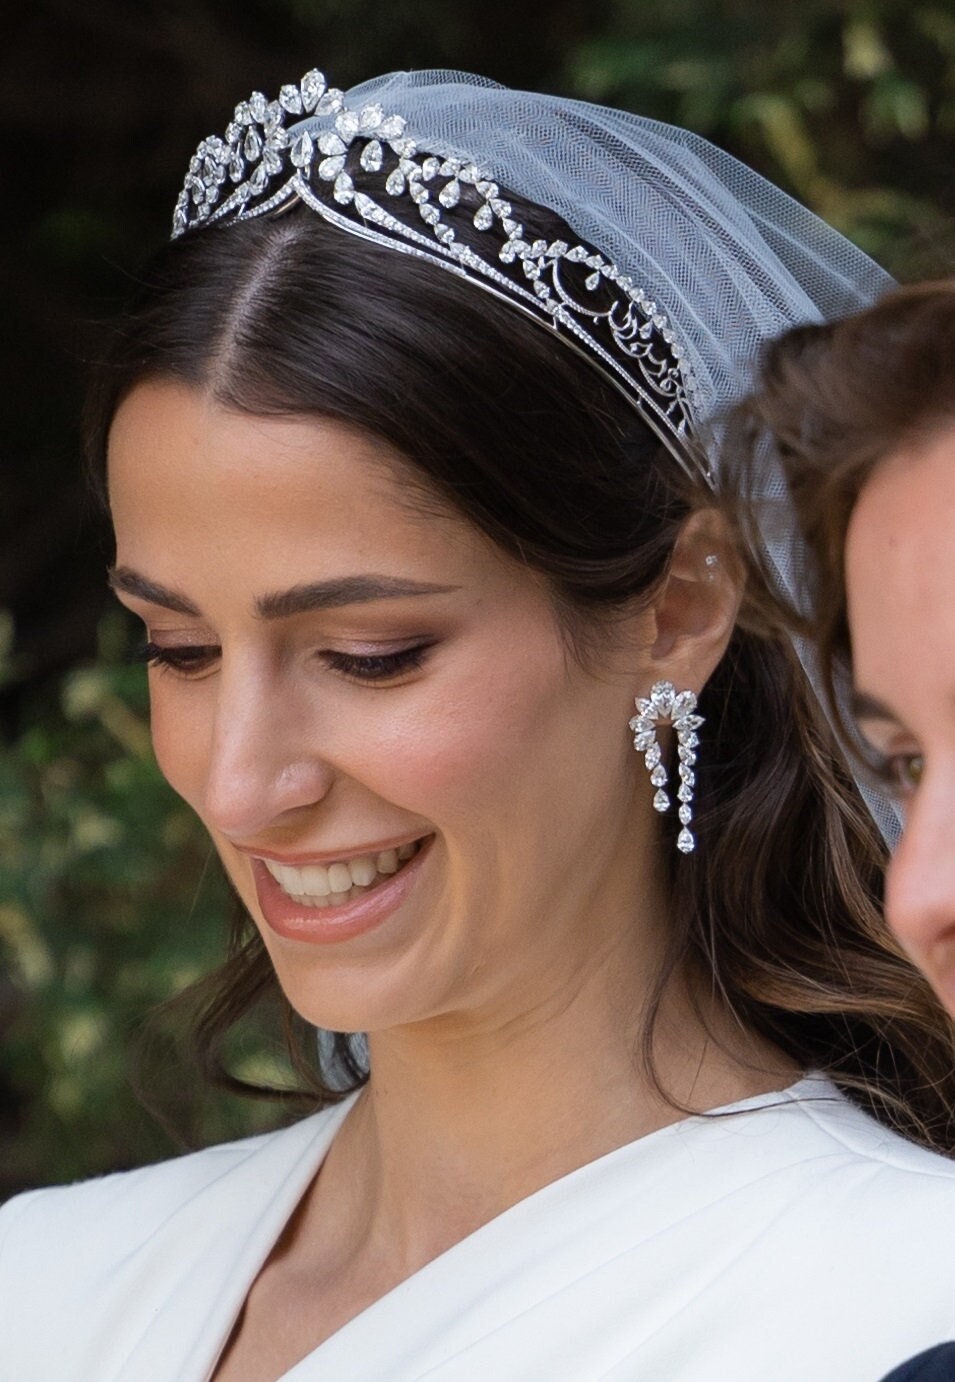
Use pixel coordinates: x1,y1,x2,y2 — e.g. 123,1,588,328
318,942,797,1270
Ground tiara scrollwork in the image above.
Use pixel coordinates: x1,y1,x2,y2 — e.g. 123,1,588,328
172,68,708,483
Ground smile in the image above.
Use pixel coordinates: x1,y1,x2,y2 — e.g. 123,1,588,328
261,840,424,908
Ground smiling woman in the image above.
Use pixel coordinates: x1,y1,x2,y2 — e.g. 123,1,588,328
5,66,955,1382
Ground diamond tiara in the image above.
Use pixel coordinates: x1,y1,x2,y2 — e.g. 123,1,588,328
173,68,708,484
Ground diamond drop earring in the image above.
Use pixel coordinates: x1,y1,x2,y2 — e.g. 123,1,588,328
628,680,705,854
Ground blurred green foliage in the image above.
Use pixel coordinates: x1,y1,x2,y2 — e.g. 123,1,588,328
2,0,954,1196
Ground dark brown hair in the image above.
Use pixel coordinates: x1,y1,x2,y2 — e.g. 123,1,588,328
86,209,955,1153
725,280,955,751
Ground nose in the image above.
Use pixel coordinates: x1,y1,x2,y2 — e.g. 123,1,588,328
885,769,955,1006
198,659,334,841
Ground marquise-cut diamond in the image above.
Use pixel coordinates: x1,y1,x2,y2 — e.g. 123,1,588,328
675,713,704,732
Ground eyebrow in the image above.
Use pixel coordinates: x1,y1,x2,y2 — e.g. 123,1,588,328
107,567,457,618
850,690,901,724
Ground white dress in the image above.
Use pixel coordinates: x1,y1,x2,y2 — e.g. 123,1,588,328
2,1076,955,1381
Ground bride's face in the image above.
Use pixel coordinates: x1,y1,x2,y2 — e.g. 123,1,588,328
108,380,663,1035
846,425,955,1011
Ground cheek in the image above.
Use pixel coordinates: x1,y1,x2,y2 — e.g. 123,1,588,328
148,685,211,808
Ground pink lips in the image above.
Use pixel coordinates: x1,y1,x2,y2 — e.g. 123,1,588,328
250,837,432,945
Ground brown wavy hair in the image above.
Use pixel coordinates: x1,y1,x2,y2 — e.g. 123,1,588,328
85,204,955,1153
723,280,955,755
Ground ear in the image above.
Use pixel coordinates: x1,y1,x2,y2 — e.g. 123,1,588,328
644,509,741,691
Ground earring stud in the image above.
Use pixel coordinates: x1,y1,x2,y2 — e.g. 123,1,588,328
629,680,704,853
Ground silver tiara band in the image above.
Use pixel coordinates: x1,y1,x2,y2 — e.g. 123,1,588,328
172,68,707,483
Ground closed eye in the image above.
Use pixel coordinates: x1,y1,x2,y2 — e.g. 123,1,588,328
132,641,220,677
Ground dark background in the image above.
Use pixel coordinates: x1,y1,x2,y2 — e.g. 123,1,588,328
3,0,954,1198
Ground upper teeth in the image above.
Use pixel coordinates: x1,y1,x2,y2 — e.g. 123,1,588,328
264,841,418,899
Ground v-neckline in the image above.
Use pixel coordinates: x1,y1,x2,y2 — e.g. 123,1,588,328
195,1074,835,1381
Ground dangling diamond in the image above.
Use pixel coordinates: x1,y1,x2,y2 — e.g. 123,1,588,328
439,179,461,209
473,203,494,231
422,156,441,181
677,783,693,803
653,789,670,813
249,91,268,122
249,162,269,194
679,805,692,825
650,764,668,787
644,742,662,769
677,828,695,854
585,272,601,291
385,168,406,196
333,172,354,204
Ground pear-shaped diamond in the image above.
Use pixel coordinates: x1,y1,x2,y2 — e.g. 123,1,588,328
318,154,346,181
473,203,494,231
653,789,670,813
318,131,346,156
360,139,384,172
677,828,694,854
679,805,692,825
644,742,662,769
439,179,461,209
279,84,303,115
650,764,667,787
290,131,314,169
300,69,327,111
385,168,406,196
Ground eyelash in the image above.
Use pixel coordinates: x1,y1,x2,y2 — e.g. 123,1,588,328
132,641,431,684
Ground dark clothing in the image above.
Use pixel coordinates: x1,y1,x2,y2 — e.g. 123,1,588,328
883,1345,955,1381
